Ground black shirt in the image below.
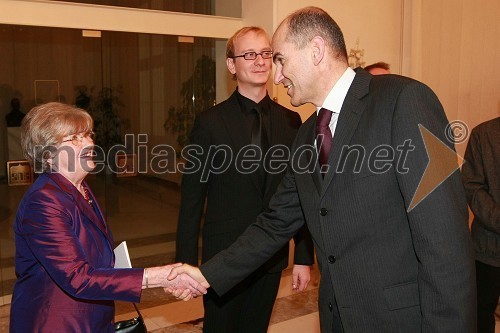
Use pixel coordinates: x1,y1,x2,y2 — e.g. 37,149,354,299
235,88,271,145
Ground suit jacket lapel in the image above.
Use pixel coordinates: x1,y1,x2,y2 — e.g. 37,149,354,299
221,92,248,151
321,69,371,195
82,183,108,229
296,114,323,196
263,101,277,197
263,99,285,196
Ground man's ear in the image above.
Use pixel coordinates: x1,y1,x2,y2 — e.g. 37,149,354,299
226,57,236,75
310,36,325,66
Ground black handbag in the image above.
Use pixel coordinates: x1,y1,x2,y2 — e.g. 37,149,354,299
114,303,147,333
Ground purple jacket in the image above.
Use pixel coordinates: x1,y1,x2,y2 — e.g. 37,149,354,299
10,172,143,332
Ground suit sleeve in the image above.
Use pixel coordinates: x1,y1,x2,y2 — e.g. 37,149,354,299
18,191,143,302
176,114,210,265
292,225,315,265
392,81,475,331
288,112,315,266
201,149,306,295
461,128,500,233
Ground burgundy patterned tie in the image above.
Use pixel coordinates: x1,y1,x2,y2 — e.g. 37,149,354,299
316,108,333,174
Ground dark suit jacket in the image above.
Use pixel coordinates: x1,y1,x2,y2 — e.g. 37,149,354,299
200,70,476,332
176,91,314,273
10,172,143,333
462,117,500,267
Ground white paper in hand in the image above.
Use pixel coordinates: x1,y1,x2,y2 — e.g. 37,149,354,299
114,241,132,268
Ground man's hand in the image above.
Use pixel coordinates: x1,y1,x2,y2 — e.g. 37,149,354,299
164,269,208,300
144,264,208,301
167,263,210,299
292,264,311,291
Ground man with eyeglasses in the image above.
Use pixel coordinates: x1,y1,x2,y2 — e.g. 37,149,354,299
175,26,314,333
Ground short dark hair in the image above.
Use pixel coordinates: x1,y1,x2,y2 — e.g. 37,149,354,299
364,62,390,72
283,6,348,62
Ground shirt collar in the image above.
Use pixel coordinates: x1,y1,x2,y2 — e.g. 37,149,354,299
236,88,270,115
317,67,356,115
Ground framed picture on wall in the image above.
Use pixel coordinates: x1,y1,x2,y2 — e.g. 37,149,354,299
7,160,33,186
34,80,60,104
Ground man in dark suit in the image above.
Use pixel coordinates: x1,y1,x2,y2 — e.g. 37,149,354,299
462,116,500,333
175,26,314,333
170,7,476,332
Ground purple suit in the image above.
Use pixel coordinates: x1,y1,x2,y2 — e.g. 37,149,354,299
10,172,143,333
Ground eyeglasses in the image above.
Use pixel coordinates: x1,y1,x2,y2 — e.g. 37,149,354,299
231,51,273,60
62,131,95,145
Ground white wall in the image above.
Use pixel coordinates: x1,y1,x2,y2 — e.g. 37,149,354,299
408,0,500,157
241,0,404,121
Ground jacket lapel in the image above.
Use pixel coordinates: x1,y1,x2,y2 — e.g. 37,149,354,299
296,114,323,196
321,69,371,195
263,99,281,196
82,183,108,229
220,92,248,152
47,173,111,244
262,101,276,197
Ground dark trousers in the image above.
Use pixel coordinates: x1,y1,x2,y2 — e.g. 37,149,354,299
476,260,500,333
202,271,282,333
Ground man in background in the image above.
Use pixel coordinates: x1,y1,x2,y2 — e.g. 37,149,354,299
5,97,25,127
175,26,314,333
462,116,500,333
364,61,390,75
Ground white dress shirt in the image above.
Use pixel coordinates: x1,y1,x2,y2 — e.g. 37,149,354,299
316,67,356,138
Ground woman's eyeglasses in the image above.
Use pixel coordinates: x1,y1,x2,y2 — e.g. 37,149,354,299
62,131,96,145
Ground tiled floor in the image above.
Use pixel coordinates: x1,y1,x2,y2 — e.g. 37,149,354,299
0,175,499,332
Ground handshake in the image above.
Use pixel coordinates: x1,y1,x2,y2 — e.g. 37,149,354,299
144,264,209,301
144,263,311,301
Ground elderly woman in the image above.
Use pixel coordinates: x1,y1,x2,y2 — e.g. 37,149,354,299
10,102,205,332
